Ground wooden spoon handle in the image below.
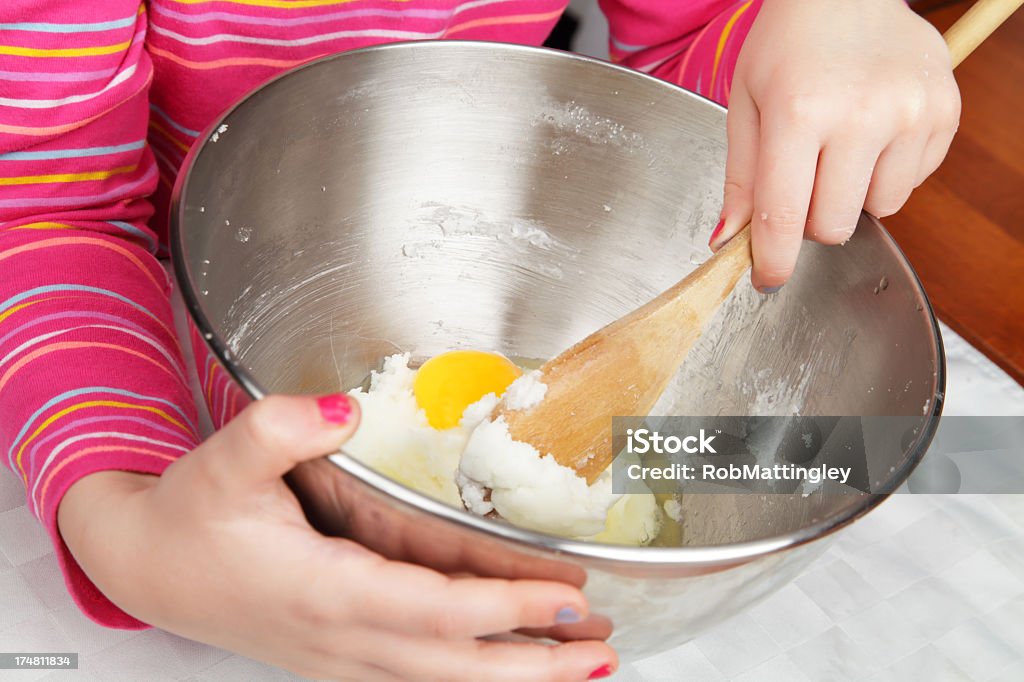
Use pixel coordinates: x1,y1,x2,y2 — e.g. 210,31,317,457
945,0,1024,67
654,221,752,323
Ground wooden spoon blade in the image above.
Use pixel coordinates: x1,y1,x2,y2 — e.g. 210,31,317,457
495,226,753,484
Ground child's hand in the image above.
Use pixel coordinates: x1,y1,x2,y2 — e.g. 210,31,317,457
58,394,615,681
712,0,961,291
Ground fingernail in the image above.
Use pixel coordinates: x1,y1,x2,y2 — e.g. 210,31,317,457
708,218,725,247
555,606,582,624
588,664,614,679
317,393,353,425
757,285,783,295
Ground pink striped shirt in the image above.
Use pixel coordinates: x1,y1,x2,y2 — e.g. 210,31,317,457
0,0,759,628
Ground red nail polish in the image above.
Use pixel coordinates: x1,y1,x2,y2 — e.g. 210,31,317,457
709,218,725,246
317,393,352,425
588,664,613,680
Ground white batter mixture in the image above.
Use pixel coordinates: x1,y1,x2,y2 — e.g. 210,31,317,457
341,353,665,545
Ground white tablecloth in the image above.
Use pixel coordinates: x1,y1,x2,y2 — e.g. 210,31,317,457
1,298,1022,681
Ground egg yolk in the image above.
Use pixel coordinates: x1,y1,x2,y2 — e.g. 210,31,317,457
413,350,522,429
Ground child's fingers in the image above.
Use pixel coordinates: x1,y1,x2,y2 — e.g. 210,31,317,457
807,140,884,244
916,79,960,184
196,393,361,492
916,125,958,187
435,575,589,637
863,134,929,220
516,612,615,642
750,120,819,291
374,633,616,682
714,84,760,251
351,558,589,639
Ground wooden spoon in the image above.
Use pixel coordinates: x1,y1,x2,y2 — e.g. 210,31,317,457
490,0,1022,485
497,228,752,484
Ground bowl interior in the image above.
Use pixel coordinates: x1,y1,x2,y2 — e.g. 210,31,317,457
174,42,943,549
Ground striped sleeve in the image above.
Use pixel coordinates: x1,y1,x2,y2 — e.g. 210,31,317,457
0,1,200,628
599,0,762,106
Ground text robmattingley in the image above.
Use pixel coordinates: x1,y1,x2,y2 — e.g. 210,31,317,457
624,462,853,486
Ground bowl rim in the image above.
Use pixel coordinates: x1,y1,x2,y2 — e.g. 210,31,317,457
170,39,946,566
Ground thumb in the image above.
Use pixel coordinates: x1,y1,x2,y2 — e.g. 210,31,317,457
712,83,758,251
198,393,361,489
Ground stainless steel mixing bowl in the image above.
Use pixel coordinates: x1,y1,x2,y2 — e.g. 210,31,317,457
171,41,944,659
